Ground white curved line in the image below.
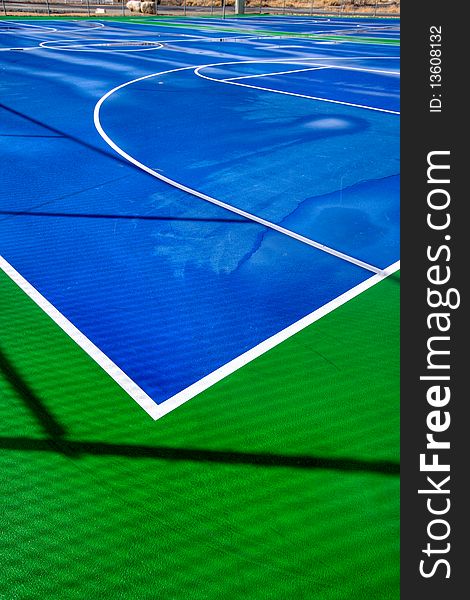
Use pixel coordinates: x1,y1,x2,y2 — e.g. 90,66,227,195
0,21,58,33
195,62,400,115
94,66,383,275
39,39,163,52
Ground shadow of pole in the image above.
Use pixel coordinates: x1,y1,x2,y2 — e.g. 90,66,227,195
0,345,79,456
0,344,398,474
0,102,152,174
0,210,249,224
0,435,400,475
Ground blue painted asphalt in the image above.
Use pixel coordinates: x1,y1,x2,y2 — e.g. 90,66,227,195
0,17,399,407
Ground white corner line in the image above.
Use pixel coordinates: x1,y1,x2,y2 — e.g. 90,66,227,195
93,65,384,274
0,255,161,420
150,260,400,420
0,253,399,421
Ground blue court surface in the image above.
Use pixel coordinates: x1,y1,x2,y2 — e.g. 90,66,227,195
0,16,399,417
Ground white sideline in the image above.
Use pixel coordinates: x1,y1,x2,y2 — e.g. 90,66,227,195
195,62,400,115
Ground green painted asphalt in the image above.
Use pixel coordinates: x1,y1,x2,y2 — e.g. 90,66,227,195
0,266,399,599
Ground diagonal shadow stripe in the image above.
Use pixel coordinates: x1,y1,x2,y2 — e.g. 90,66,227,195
0,210,249,223
0,102,150,173
0,346,67,439
0,436,399,475
0,342,398,475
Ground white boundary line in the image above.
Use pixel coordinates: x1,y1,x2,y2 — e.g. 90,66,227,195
0,255,159,419
94,65,383,274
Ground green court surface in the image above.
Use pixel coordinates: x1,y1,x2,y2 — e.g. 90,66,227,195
0,268,399,599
